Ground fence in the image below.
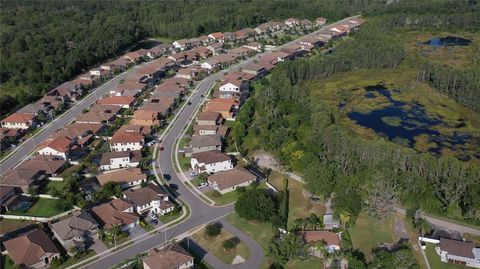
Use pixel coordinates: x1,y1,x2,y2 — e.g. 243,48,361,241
0,207,80,223
419,237,440,244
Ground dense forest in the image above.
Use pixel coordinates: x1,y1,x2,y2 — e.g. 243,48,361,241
233,0,480,226
2,0,479,116
0,0,375,116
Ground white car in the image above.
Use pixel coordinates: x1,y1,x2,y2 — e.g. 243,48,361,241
149,213,158,220
198,182,209,189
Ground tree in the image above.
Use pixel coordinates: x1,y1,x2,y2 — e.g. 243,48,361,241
268,233,305,266
235,189,276,222
291,218,306,231
413,218,431,237
339,211,351,230
222,237,240,251
307,213,321,230
205,222,222,237
363,179,398,219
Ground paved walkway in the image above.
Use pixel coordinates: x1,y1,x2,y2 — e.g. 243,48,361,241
90,236,109,255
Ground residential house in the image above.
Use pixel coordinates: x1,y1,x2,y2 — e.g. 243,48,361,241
99,150,141,171
61,122,104,138
97,96,135,109
208,32,225,42
37,136,73,160
244,42,263,52
96,167,147,188
207,167,257,194
298,231,341,254
196,111,223,126
203,98,239,119
139,103,170,119
221,70,256,82
147,43,171,58
198,35,210,45
206,43,225,55
328,25,350,38
223,32,235,42
1,113,35,129
259,51,289,65
193,125,229,138
188,37,202,48
190,150,232,174
323,213,341,230
255,22,272,35
242,62,267,77
0,168,46,193
315,17,327,26
76,112,115,125
437,238,480,268
176,67,198,80
89,67,111,78
229,47,254,59
155,83,186,94
124,50,147,63
17,103,48,117
137,66,163,84
299,35,324,48
142,244,194,269
173,39,191,51
117,124,152,136
190,135,222,154
131,110,161,127
110,130,144,152
122,183,174,215
191,46,212,59
18,155,67,177
89,104,122,114
150,57,177,72
90,199,139,231
51,211,98,253
218,79,249,100
0,185,16,211
3,228,61,268
285,18,300,27
300,19,313,28
112,82,145,97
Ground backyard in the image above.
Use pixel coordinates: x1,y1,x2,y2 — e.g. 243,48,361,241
191,226,250,265
7,197,68,217
0,218,36,235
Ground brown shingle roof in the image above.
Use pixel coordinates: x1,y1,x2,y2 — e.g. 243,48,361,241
111,130,144,144
38,136,72,153
91,199,139,229
191,135,222,148
51,211,98,241
143,244,193,269
207,167,256,191
298,231,340,246
96,168,146,186
18,155,67,175
191,150,230,165
3,228,60,267
196,111,222,122
123,184,167,207
98,96,135,106
1,113,35,124
440,238,476,259
76,112,115,123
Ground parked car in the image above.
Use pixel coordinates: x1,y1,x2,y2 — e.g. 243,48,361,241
190,172,198,178
169,183,178,191
149,213,158,220
198,182,209,189
187,101,192,105
150,219,158,225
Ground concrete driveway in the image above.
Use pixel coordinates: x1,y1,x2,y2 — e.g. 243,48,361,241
90,236,109,255
128,225,147,241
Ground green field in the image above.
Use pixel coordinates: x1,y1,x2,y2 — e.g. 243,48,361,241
286,258,324,269
348,214,396,261
191,227,251,265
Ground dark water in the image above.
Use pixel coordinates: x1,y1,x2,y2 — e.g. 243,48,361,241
347,85,480,160
423,36,471,47
131,40,162,50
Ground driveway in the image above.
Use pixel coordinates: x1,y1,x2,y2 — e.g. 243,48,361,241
90,236,109,255
128,225,147,241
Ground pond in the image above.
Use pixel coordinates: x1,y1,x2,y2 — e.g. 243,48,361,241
423,36,471,47
347,85,480,160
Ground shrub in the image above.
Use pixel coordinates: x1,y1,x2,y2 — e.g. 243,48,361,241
205,222,222,237
222,237,240,251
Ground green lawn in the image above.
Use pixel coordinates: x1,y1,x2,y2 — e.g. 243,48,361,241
42,180,63,194
7,198,68,217
102,235,131,249
348,213,396,261
1,255,17,269
178,154,191,172
205,182,268,206
226,213,274,251
158,209,183,224
191,227,250,265
425,243,467,269
286,258,324,269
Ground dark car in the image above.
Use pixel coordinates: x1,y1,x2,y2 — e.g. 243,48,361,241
169,183,178,191
187,101,192,105
163,174,171,181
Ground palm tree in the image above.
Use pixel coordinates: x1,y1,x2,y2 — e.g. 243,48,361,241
339,211,351,230
308,213,320,230
413,218,431,237
291,218,303,231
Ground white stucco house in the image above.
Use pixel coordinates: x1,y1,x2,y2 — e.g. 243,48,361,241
190,150,232,174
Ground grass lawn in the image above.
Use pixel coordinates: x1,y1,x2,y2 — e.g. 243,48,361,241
0,219,36,235
424,243,467,269
178,154,191,172
8,198,68,217
205,181,268,206
268,172,326,228
226,213,274,251
42,180,63,194
50,250,97,269
1,255,17,269
348,213,396,261
191,227,250,265
286,258,324,269
205,190,239,206
159,209,183,224
102,235,130,249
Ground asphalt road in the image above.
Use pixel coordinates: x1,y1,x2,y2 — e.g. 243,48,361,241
0,65,144,175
